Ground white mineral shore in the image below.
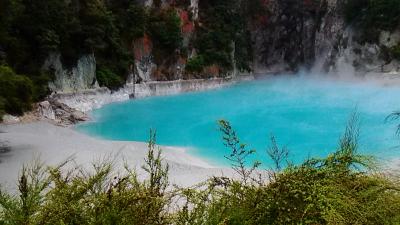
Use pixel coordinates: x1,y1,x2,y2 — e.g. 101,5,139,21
0,122,237,192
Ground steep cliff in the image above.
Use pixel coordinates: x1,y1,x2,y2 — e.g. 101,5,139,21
130,0,400,81
252,0,400,76
131,0,252,82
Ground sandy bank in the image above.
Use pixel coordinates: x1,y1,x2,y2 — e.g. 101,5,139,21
0,122,236,192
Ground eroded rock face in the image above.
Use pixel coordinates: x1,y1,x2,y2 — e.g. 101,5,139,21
134,35,156,82
44,53,98,93
319,28,400,77
38,101,55,120
253,0,344,73
380,31,400,48
253,0,400,76
190,0,199,20
37,100,89,126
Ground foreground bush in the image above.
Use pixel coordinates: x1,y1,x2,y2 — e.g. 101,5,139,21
1,120,400,224
0,131,171,225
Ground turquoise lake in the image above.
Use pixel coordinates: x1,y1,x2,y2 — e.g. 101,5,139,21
76,76,400,167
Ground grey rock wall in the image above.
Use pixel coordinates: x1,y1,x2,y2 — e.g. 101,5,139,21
43,53,98,93
253,0,400,77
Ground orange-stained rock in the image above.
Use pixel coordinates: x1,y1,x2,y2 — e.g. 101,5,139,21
134,34,153,60
204,65,220,77
180,10,194,34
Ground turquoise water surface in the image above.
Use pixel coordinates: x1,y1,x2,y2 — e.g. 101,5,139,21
77,76,400,167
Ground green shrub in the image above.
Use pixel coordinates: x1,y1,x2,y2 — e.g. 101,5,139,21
194,0,258,74
96,67,124,91
234,30,253,72
126,4,148,40
185,55,206,74
30,72,53,102
194,31,234,72
344,0,369,23
0,65,33,116
390,43,400,60
106,1,147,41
148,8,183,62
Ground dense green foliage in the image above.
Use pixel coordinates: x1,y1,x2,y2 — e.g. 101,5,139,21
148,9,183,63
0,0,185,117
345,0,400,30
0,0,184,86
0,66,33,118
345,0,400,43
192,0,264,74
1,119,400,224
96,67,125,91
391,44,400,60
0,65,52,119
185,56,206,74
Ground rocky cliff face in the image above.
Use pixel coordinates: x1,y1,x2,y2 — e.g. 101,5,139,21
252,0,330,72
43,53,98,93
253,0,400,77
133,35,156,82
327,28,400,77
135,0,400,79
252,0,345,73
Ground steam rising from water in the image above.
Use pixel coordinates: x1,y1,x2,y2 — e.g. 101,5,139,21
77,75,400,167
